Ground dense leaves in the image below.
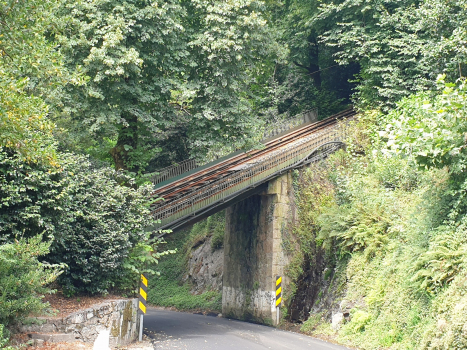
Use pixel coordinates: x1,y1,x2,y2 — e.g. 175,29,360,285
311,0,467,108
0,235,63,326
386,77,467,173
0,149,160,294
53,0,275,169
0,0,65,163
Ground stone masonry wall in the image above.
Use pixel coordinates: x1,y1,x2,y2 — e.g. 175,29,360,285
222,172,295,325
20,299,139,347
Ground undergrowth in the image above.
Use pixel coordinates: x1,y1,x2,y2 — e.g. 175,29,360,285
147,212,224,312
292,107,467,349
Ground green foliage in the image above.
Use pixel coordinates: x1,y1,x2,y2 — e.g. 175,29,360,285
0,76,56,164
258,0,357,120
0,0,67,164
209,215,225,252
386,77,467,173
341,310,372,334
119,233,176,294
0,148,161,294
0,235,63,326
147,213,224,312
47,155,160,294
53,0,276,170
149,281,221,311
300,312,325,333
411,223,467,294
0,324,14,350
318,176,397,256
311,0,467,109
292,104,467,349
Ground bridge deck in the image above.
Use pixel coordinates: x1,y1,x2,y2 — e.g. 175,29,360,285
150,108,355,231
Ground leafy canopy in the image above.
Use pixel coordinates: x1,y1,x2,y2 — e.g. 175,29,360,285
385,76,467,173
54,0,274,170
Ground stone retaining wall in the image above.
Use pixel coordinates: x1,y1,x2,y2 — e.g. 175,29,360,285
20,299,139,347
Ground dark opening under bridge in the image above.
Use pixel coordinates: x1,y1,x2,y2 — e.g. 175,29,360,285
150,108,356,232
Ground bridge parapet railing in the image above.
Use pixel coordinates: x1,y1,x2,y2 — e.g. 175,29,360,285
261,109,318,141
151,158,199,185
152,119,350,229
151,110,319,186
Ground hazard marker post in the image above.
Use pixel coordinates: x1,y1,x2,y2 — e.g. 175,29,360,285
275,275,282,325
138,273,148,342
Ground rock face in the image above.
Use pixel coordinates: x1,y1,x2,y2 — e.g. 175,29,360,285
184,235,224,294
20,299,139,348
331,312,344,330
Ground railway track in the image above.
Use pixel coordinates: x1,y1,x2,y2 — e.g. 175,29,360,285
150,107,355,207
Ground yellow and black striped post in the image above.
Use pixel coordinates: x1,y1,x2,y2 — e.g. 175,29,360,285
276,275,282,325
138,273,148,341
139,273,148,314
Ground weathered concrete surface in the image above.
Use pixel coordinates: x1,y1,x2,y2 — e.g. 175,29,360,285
20,299,139,348
223,172,295,325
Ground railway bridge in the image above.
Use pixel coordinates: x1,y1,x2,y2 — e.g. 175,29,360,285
150,108,355,324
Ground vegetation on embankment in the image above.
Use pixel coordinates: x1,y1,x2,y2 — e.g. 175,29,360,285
147,212,225,312
288,80,467,349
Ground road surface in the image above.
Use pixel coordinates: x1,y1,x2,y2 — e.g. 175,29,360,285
143,308,350,350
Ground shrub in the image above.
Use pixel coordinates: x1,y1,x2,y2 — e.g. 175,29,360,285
210,214,225,251
47,154,159,295
0,324,14,350
0,149,160,294
0,235,63,326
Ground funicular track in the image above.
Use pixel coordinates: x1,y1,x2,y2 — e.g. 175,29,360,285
150,108,356,231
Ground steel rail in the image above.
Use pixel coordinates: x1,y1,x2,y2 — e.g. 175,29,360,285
150,118,351,230
155,141,346,234
151,108,354,203
152,119,334,203
150,110,318,186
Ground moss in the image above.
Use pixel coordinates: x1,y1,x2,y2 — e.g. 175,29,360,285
110,319,120,338
120,301,133,337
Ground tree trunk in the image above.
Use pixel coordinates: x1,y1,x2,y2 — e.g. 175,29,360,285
293,32,321,88
110,114,138,171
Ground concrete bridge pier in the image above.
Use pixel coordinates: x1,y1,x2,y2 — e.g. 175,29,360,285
222,172,295,325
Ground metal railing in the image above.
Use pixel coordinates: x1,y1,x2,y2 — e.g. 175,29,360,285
151,158,198,185
151,110,319,186
262,109,318,141
151,120,349,229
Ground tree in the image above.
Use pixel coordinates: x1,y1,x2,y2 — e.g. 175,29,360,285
0,0,66,163
0,235,63,326
53,0,275,171
311,0,467,109
246,0,357,120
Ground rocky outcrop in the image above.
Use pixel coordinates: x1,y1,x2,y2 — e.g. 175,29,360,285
184,235,223,294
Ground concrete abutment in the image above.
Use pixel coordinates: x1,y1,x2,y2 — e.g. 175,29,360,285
222,172,295,325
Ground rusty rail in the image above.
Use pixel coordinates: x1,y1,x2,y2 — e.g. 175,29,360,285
151,109,319,186
151,119,349,229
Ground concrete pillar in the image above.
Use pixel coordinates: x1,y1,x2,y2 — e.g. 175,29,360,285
222,172,295,325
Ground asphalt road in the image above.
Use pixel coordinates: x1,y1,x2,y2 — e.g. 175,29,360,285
143,308,350,350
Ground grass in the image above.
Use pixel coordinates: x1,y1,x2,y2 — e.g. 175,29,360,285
147,212,225,312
